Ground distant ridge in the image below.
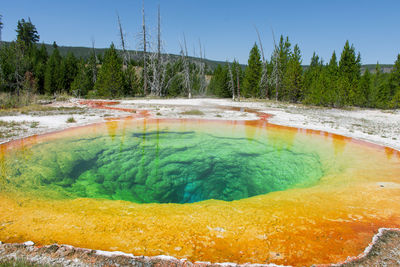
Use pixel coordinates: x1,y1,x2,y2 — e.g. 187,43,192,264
0,41,394,72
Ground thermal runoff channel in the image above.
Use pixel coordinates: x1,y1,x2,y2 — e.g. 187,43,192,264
1,118,400,265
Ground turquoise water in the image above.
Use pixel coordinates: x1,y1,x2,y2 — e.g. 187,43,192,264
2,120,324,203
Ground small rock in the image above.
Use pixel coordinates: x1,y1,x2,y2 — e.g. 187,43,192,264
24,241,35,246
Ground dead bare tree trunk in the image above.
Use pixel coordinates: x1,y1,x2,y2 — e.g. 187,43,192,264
197,39,207,95
148,4,169,97
228,62,235,100
235,63,241,101
271,29,281,101
157,5,161,64
255,26,269,99
117,13,128,66
156,4,162,96
181,34,191,99
91,38,97,84
142,0,148,96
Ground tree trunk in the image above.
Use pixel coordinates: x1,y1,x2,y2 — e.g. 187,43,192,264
142,0,148,96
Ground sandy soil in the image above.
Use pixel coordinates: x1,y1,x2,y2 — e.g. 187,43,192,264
0,98,399,266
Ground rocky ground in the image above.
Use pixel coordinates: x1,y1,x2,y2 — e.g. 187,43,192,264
0,229,399,266
0,98,399,266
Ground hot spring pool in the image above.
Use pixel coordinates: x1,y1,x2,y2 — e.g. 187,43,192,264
1,118,400,265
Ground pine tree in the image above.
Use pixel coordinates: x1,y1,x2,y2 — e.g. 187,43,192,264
232,60,243,99
243,43,262,97
303,52,323,104
326,51,338,106
44,44,62,94
15,18,39,53
71,59,93,97
124,63,140,96
62,52,78,93
31,43,48,93
358,69,371,107
283,44,302,102
389,54,400,107
277,36,291,99
338,41,361,105
372,62,391,108
209,64,229,97
94,43,124,97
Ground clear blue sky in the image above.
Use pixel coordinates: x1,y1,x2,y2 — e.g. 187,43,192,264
1,0,399,65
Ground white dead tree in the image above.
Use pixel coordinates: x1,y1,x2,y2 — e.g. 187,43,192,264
228,61,235,100
117,13,129,66
90,38,98,84
148,4,170,97
236,63,241,101
180,34,191,98
141,0,148,95
148,48,169,97
197,39,207,95
270,29,282,101
255,26,269,99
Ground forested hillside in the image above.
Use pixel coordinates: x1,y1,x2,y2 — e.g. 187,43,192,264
0,41,234,71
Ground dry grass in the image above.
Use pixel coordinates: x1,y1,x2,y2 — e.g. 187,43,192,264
0,120,26,138
180,109,205,115
0,106,84,116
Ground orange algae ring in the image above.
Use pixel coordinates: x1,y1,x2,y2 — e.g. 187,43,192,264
1,117,400,266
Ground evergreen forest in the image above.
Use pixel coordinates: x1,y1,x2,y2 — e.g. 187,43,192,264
1,17,400,109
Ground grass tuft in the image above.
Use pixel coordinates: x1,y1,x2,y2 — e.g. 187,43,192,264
180,109,205,116
66,117,76,123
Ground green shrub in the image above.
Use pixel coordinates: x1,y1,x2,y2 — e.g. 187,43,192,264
66,117,76,123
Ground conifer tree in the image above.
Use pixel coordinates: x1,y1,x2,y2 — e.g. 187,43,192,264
16,18,39,53
124,63,140,96
372,62,391,108
243,43,262,97
31,44,48,93
283,44,302,102
389,54,400,105
209,64,229,97
62,52,78,93
71,59,93,97
326,51,338,106
358,68,371,107
0,14,3,43
303,52,322,104
94,43,124,97
369,63,382,107
338,41,361,105
44,43,62,94
232,60,243,99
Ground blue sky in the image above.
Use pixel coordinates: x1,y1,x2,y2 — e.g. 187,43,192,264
1,0,399,65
